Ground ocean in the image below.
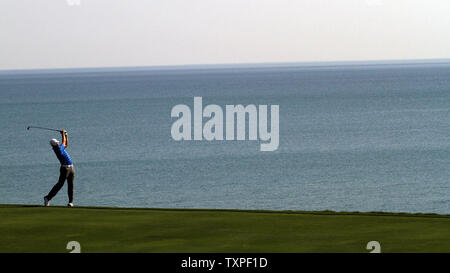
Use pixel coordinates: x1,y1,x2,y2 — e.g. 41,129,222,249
0,62,449,213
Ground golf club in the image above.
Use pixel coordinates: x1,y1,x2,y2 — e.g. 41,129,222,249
27,126,62,132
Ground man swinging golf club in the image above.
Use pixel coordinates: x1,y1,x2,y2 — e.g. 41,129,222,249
44,129,75,207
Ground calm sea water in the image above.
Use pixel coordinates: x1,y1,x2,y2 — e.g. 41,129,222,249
0,63,449,213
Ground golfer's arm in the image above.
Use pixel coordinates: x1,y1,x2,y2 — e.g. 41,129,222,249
61,131,68,147
64,132,69,147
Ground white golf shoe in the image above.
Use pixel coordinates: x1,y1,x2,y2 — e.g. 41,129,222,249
67,203,74,207
44,197,50,206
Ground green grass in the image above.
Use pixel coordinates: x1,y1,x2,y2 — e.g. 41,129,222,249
0,204,449,253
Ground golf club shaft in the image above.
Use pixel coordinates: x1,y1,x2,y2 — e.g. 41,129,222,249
27,126,61,132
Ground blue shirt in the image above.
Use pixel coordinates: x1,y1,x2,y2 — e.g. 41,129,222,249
52,144,73,166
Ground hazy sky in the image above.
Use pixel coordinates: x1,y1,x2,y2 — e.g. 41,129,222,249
1,0,449,70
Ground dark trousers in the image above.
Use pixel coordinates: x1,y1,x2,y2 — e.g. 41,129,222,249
46,165,75,203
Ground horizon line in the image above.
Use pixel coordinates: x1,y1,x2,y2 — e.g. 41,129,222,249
1,58,450,74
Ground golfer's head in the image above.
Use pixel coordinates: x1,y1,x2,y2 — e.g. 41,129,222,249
50,138,60,147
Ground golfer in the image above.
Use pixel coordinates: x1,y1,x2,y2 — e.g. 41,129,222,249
44,129,75,207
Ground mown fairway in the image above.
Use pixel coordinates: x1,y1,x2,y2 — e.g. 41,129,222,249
0,205,449,253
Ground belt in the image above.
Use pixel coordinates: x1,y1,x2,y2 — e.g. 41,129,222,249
62,164,73,168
